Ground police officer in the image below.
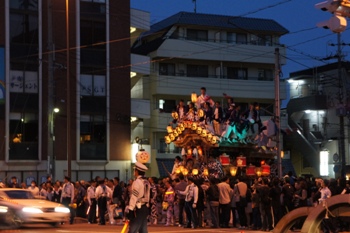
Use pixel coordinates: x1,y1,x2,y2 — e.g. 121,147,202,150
87,180,97,224
126,162,150,233
60,176,75,224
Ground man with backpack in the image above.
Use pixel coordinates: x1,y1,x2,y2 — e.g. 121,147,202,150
95,179,112,225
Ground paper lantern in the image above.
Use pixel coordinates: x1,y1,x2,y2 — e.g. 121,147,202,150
136,149,150,163
246,164,256,176
179,123,185,131
169,133,175,141
211,136,218,144
261,164,270,176
236,156,246,167
197,146,203,156
192,168,199,176
176,127,182,134
167,126,173,133
203,168,209,176
191,122,198,131
230,166,238,176
187,147,192,156
171,111,179,120
255,167,262,177
173,130,179,137
219,154,230,166
182,168,189,176
165,136,171,144
179,165,185,173
198,109,204,118
207,133,213,141
175,167,181,174
201,129,208,138
196,127,202,134
191,92,197,103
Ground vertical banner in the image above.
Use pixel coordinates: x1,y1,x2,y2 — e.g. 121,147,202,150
0,47,4,105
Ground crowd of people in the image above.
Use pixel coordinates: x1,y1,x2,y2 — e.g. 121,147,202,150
2,170,350,232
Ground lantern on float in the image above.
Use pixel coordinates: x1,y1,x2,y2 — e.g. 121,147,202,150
175,167,181,174
246,164,256,176
230,166,238,176
165,136,171,144
176,127,182,134
192,168,199,176
182,168,189,176
196,127,202,135
261,164,271,176
219,153,230,166
203,168,209,176
198,109,205,118
201,129,208,138
169,133,175,141
197,146,203,156
179,123,185,131
171,111,179,120
173,130,179,137
167,126,173,133
191,92,197,103
191,122,198,131
255,167,262,177
187,147,192,156
207,133,213,141
236,156,246,167
179,165,185,173
211,136,218,145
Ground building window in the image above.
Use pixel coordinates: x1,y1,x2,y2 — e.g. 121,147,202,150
80,115,106,160
9,70,38,93
227,32,236,43
159,63,175,76
9,113,38,160
80,74,106,96
227,67,247,80
187,65,208,78
258,69,273,81
159,99,176,113
236,33,247,44
187,29,208,41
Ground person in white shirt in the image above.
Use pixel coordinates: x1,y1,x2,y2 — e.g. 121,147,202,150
60,176,75,224
95,179,112,225
177,177,199,229
27,181,39,197
87,180,97,224
217,176,232,228
196,87,214,109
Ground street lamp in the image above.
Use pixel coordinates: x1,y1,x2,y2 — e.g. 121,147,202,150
50,107,60,180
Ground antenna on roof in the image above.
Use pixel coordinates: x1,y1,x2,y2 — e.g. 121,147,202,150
193,0,197,13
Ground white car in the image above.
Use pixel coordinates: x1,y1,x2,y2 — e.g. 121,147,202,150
0,188,70,228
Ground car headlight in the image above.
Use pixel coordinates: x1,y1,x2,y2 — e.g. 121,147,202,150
22,207,43,213
55,207,70,213
0,206,8,213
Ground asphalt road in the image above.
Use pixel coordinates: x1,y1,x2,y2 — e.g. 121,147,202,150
0,223,270,233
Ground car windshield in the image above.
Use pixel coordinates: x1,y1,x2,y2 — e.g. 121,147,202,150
3,190,35,199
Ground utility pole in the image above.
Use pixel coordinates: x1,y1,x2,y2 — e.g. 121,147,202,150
193,0,197,13
275,48,282,179
66,0,71,178
336,33,346,178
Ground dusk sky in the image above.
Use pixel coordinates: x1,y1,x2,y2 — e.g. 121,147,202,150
130,0,350,78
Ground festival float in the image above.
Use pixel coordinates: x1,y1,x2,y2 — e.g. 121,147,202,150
164,91,278,179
